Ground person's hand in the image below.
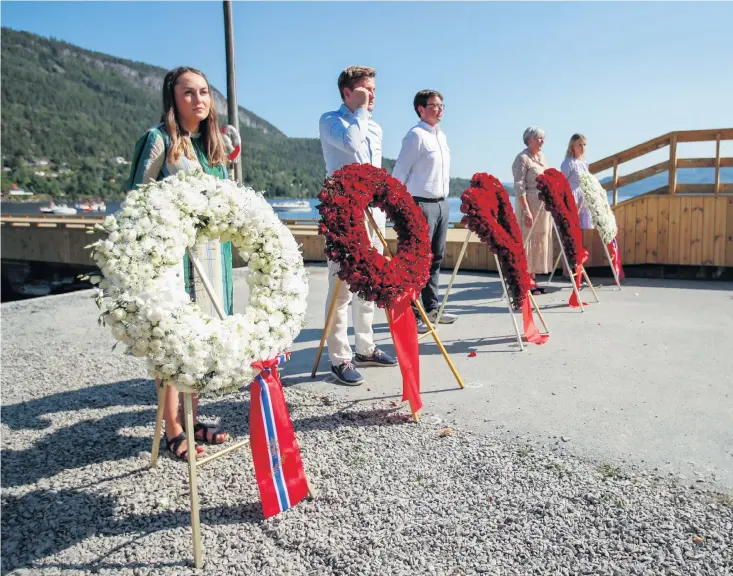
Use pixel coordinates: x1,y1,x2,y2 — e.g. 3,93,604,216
523,212,534,228
347,87,370,110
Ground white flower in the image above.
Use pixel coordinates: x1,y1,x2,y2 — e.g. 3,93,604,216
145,306,164,323
89,172,308,395
579,173,618,245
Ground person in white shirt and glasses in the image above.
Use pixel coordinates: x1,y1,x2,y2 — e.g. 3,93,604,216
392,89,456,333
318,65,398,386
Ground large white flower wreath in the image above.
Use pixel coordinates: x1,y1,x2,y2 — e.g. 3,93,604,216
579,172,619,245
88,170,308,394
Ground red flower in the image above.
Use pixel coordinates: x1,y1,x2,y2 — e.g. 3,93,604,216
317,163,432,308
535,169,583,267
459,173,531,309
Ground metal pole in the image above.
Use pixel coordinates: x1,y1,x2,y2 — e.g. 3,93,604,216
223,1,242,184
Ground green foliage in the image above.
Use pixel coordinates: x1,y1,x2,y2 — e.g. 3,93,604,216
1,27,486,199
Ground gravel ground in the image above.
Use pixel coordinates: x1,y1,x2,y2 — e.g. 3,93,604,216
2,287,732,575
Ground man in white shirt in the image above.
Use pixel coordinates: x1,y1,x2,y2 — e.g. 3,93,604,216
392,90,457,332
318,66,398,386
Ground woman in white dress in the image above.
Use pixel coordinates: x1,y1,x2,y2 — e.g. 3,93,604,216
560,133,593,230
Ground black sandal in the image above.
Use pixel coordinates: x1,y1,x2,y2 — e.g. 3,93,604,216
530,285,546,295
165,432,196,461
193,422,229,445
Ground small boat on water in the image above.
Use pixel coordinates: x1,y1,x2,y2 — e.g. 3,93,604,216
39,201,77,215
270,199,311,212
52,205,78,215
75,201,107,212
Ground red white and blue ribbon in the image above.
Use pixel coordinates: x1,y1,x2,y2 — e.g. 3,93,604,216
249,353,309,518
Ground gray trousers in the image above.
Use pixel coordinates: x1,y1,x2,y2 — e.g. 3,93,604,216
413,197,449,315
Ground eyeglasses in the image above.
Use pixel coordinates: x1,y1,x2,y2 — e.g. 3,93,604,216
425,103,445,110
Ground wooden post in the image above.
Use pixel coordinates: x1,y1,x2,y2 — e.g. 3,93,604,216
612,158,619,205
669,133,678,195
714,132,721,196
183,393,204,569
223,1,242,184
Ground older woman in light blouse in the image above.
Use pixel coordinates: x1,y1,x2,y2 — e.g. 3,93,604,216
513,126,553,294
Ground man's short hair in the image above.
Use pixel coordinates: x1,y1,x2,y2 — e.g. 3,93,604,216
337,66,376,101
413,89,444,118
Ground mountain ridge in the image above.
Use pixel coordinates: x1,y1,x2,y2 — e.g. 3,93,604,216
0,27,475,199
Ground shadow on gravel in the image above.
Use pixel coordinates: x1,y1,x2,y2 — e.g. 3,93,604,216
417,335,521,356
0,369,415,491
1,378,155,432
0,379,249,489
1,486,262,573
1,407,155,489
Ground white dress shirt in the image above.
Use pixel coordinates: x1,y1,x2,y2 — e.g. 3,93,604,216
391,120,450,200
318,102,385,246
319,104,383,177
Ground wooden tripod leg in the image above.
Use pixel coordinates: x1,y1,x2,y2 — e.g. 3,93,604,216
553,223,584,312
527,291,550,334
311,277,342,377
305,476,318,500
522,204,545,252
183,393,203,569
602,241,622,289
546,251,564,286
580,266,600,303
435,229,472,325
151,379,166,468
364,209,464,390
415,298,464,390
567,267,584,312
187,248,226,321
495,255,523,351
419,229,472,341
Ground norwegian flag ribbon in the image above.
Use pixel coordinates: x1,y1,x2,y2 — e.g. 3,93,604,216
249,353,309,519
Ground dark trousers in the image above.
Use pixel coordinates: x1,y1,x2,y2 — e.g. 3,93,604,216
413,197,449,316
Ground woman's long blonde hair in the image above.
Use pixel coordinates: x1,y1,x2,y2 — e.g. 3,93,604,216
565,133,587,158
161,66,226,167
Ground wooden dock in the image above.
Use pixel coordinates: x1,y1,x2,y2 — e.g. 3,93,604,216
2,128,732,273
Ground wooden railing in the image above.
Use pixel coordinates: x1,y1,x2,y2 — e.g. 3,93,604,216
589,128,733,204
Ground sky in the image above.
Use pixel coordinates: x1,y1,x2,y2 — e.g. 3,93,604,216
2,1,732,181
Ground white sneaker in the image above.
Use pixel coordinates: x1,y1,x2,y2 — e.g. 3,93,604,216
428,310,457,324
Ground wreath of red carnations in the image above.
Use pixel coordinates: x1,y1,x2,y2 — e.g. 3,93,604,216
317,163,432,308
535,168,585,268
460,173,532,310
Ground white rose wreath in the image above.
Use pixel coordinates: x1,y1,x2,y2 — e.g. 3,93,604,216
579,172,619,245
87,171,308,394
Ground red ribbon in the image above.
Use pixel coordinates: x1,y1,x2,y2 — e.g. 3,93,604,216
521,298,549,344
249,356,309,519
607,238,625,282
568,249,590,308
386,291,422,415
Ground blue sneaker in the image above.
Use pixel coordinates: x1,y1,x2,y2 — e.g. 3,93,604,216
331,361,364,386
354,348,398,367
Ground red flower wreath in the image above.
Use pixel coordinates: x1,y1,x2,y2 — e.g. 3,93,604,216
317,163,432,308
535,168,584,268
460,173,531,310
